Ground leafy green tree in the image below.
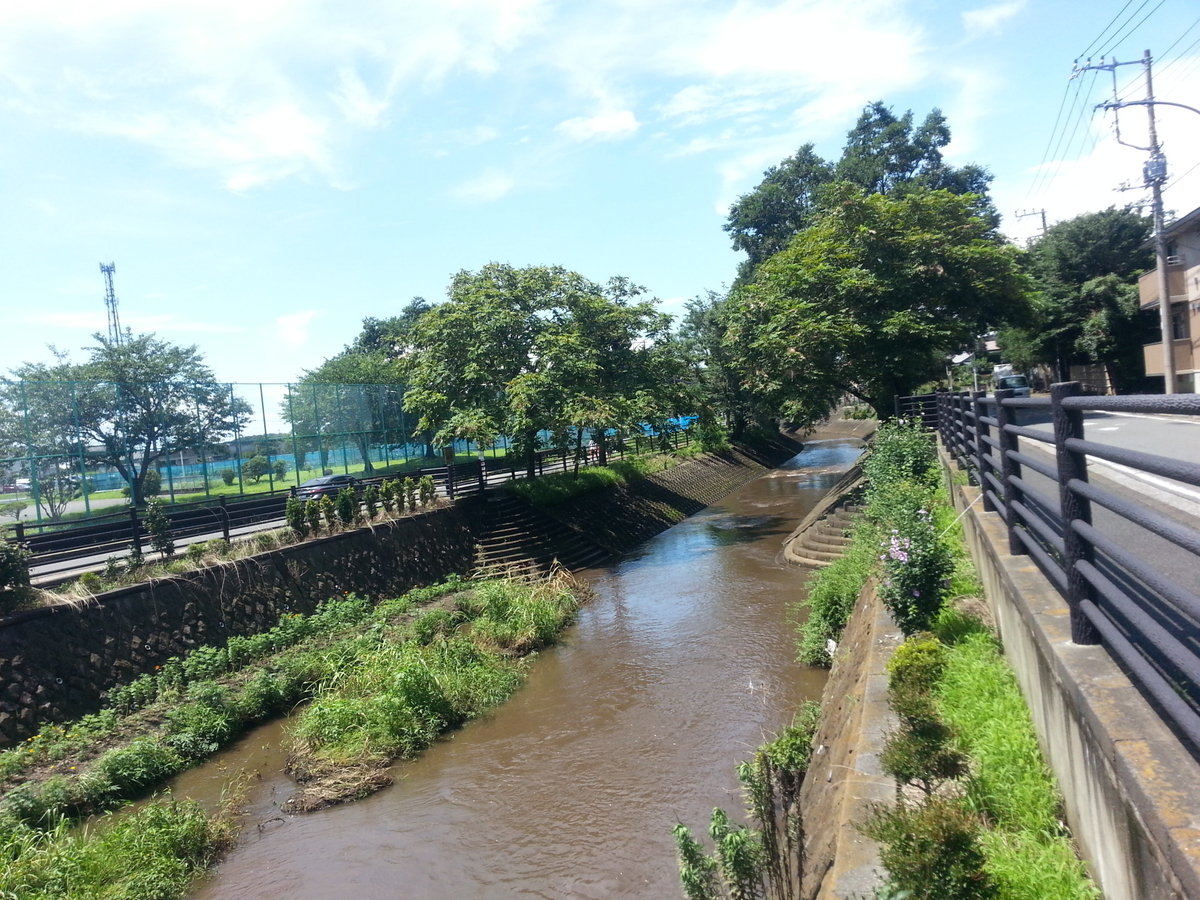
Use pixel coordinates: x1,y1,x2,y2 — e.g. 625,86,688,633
1,336,249,508
404,264,683,477
724,185,1026,422
242,455,270,484
999,207,1156,390
726,103,995,284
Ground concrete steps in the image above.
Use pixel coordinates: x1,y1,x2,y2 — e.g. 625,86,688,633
786,493,864,568
473,494,610,579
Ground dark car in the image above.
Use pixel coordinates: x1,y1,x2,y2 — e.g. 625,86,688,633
295,474,360,500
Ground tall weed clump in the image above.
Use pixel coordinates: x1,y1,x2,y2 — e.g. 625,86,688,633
673,702,820,900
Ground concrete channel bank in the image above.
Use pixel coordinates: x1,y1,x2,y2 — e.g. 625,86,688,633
946,452,1200,900
0,436,805,747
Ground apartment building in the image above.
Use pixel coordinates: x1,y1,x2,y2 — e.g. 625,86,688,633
1140,204,1200,393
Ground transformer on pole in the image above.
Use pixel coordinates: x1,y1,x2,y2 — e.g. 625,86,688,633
100,262,122,345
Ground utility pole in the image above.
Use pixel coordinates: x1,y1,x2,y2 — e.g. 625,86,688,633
1078,50,1199,394
100,262,123,346
1015,208,1048,236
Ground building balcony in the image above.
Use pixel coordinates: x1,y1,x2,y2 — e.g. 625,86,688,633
1143,339,1195,376
1140,266,1188,308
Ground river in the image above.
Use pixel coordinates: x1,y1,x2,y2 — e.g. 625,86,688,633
182,437,864,900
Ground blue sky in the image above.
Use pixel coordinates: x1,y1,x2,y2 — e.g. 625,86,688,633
3,0,1199,387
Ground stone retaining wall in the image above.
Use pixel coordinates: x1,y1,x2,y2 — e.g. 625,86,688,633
0,503,480,745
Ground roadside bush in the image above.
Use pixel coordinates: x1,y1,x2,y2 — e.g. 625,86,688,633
305,498,322,534
78,571,103,594
865,796,997,900
863,420,938,490
286,495,308,538
418,475,435,507
320,494,337,531
364,485,380,520
875,489,953,635
403,477,418,510
145,499,175,560
0,540,33,611
336,486,357,526
380,479,396,514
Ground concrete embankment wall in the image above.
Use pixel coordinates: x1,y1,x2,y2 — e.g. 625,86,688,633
799,584,896,899
0,441,801,747
946,457,1200,900
0,504,480,746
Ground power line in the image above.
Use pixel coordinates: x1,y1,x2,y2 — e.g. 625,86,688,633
1027,69,1095,201
1021,80,1074,204
1032,70,1101,201
1097,0,1161,57
1157,12,1200,62
1077,0,1138,59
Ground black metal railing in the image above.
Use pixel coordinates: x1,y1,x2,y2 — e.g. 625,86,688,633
7,431,675,580
910,384,1200,753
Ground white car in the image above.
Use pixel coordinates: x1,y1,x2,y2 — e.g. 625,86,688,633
995,375,1031,398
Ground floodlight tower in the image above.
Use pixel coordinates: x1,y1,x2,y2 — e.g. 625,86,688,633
100,262,122,345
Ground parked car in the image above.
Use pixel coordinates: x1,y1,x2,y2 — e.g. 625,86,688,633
295,474,360,500
995,375,1032,398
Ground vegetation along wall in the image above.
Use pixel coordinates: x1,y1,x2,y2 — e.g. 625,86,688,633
0,504,480,746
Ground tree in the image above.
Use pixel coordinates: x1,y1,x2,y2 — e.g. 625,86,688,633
725,102,994,284
723,185,1027,422
403,264,684,477
2,334,251,508
999,207,1156,390
242,454,270,484
287,299,433,472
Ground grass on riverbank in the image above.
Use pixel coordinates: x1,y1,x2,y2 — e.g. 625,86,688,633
792,421,1096,900
502,452,684,507
0,572,589,899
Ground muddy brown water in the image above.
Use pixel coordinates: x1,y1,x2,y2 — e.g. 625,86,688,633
183,438,863,900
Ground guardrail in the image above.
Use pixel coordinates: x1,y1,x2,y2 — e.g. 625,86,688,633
906,384,1200,753
7,435,664,580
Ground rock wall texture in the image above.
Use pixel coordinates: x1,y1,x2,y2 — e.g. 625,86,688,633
0,504,481,746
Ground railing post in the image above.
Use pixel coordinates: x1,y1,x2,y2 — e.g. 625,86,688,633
218,496,231,544
894,394,902,420
1051,381,1100,645
971,390,991,505
994,389,1022,555
952,392,967,470
129,506,142,555
14,522,24,542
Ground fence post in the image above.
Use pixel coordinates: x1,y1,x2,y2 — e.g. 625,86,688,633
994,389,1022,555
128,507,142,555
971,390,991,506
218,496,231,544
1051,382,1100,645
14,522,24,542
894,394,902,420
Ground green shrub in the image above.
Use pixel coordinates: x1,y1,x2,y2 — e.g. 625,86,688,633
0,539,32,611
863,420,938,489
795,527,876,665
272,459,287,480
242,455,270,484
874,485,953,636
418,475,435,506
364,485,380,520
78,571,103,594
380,479,396,514
145,499,175,560
320,494,337,530
403,477,418,510
865,797,997,900
185,541,207,563
286,495,308,537
220,468,236,486
306,498,322,534
335,486,357,526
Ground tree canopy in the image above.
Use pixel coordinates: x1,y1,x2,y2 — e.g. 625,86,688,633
998,207,1156,391
1,333,249,509
725,103,994,283
722,185,1027,422
403,263,685,475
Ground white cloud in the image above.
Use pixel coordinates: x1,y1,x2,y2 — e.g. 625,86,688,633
0,0,550,189
276,311,319,347
452,170,516,202
556,109,639,142
962,1,1026,38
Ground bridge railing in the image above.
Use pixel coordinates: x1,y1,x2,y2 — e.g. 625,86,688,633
904,384,1200,753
